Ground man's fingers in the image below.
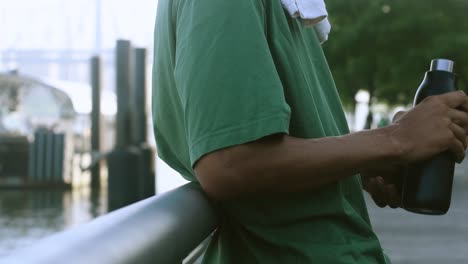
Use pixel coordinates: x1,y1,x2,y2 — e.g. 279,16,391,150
369,178,387,208
376,177,392,208
365,175,403,209
450,123,468,149
438,90,467,108
449,109,468,129
458,96,468,112
376,176,399,209
364,177,377,194
386,184,401,209
449,136,466,163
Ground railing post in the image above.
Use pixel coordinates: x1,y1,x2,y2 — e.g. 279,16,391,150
108,40,139,211
115,40,132,149
132,48,147,145
132,48,155,199
90,56,102,190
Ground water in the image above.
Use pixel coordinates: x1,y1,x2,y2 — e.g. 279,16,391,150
0,157,184,257
0,187,107,257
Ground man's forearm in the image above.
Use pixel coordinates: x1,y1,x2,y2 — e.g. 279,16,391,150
195,125,402,200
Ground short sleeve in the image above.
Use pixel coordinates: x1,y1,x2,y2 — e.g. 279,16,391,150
174,0,291,167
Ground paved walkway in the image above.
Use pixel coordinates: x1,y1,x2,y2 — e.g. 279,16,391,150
366,162,468,264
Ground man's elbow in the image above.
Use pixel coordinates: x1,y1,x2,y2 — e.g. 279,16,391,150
194,149,246,201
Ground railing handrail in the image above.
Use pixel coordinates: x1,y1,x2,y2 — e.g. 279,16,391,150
1,183,218,264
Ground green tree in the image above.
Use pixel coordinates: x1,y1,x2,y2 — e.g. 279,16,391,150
324,0,468,108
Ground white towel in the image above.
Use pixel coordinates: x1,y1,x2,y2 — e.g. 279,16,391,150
281,0,331,43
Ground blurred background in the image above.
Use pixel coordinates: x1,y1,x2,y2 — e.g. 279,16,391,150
0,0,467,263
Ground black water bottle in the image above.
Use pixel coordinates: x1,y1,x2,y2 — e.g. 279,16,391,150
402,58,458,215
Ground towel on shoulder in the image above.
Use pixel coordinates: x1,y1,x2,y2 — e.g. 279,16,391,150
281,0,331,43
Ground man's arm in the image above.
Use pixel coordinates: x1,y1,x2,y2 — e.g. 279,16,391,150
195,91,468,201
196,128,398,200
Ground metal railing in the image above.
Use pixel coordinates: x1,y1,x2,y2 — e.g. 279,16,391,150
0,183,218,264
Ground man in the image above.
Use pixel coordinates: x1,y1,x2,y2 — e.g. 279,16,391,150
152,0,468,263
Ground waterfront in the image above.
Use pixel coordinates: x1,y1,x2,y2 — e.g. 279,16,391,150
0,187,107,257
0,158,184,257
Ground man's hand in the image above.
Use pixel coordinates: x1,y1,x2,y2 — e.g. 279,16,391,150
391,91,468,163
363,91,468,208
361,167,402,208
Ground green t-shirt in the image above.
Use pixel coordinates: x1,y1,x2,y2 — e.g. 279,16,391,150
152,0,390,263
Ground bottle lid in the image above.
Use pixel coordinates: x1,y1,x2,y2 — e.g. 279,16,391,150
430,59,454,72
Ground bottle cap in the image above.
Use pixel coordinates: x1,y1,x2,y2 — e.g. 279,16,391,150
430,59,454,72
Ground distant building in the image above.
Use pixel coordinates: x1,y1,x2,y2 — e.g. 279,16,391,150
0,0,157,86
